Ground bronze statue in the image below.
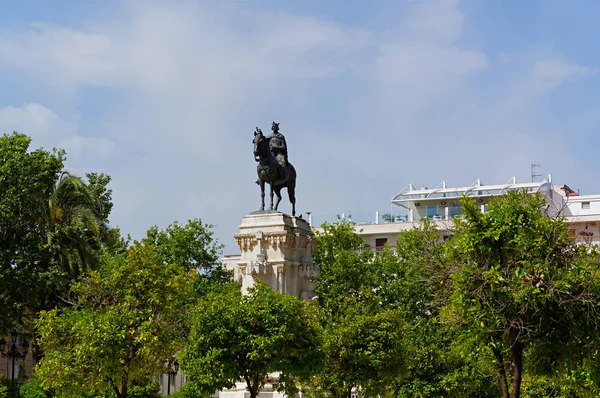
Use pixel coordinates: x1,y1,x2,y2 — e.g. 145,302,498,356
253,123,297,216
267,122,288,173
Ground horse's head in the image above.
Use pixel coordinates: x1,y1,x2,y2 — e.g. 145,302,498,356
253,128,268,161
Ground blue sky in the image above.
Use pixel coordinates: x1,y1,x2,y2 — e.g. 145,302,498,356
0,0,599,253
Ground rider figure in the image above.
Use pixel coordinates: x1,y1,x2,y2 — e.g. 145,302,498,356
267,122,288,178
254,122,289,185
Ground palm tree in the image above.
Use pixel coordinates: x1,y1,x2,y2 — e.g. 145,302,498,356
38,171,105,278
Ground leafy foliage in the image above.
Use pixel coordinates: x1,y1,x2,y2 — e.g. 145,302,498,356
38,171,105,278
0,132,115,344
34,243,198,398
308,297,407,398
311,221,409,398
182,282,322,398
312,220,372,309
0,132,65,332
19,379,47,398
387,220,498,397
441,191,600,398
0,378,7,398
85,172,113,223
142,219,231,294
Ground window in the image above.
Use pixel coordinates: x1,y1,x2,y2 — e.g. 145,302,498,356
582,202,591,210
426,205,438,219
375,238,388,251
449,202,462,218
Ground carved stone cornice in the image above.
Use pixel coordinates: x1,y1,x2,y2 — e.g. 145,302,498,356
234,231,307,251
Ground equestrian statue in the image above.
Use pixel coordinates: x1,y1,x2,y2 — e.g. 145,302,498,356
253,122,297,216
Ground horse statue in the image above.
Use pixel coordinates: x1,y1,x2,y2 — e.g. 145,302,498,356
253,128,297,216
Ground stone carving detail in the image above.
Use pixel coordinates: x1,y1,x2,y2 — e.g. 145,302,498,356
234,231,303,252
236,266,246,283
299,263,319,279
247,259,271,276
233,212,316,299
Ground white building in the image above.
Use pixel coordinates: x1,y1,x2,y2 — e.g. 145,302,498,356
309,174,600,249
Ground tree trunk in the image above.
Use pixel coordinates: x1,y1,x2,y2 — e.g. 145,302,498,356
510,329,523,398
108,378,121,398
492,347,510,398
117,369,129,398
245,371,259,398
251,369,261,398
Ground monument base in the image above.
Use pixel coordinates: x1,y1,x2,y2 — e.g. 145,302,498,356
233,211,317,299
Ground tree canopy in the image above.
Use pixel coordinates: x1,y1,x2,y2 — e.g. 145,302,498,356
0,132,65,332
182,282,322,398
392,191,600,398
142,219,230,293
441,191,600,398
34,243,198,398
311,221,409,398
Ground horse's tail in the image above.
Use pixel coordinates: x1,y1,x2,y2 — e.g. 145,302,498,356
287,164,296,189
287,164,296,205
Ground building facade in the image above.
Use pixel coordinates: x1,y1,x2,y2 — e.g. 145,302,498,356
322,175,600,250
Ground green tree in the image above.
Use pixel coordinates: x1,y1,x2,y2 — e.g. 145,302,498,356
308,296,406,398
182,282,322,398
311,221,409,398
38,171,104,278
0,133,116,335
85,172,113,223
312,220,373,310
440,191,600,398
34,243,198,398
142,219,230,293
388,220,497,397
0,132,65,332
19,378,47,398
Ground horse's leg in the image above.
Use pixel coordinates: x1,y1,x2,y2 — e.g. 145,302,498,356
269,183,274,210
260,180,265,211
274,186,282,211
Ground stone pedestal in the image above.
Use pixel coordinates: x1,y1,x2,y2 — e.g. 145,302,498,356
233,210,318,300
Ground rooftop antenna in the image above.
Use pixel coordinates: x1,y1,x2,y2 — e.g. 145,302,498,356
531,162,542,182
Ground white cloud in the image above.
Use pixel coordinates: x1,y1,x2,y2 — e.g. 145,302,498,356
531,58,597,91
0,103,71,136
375,43,487,83
404,0,464,44
0,103,114,172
